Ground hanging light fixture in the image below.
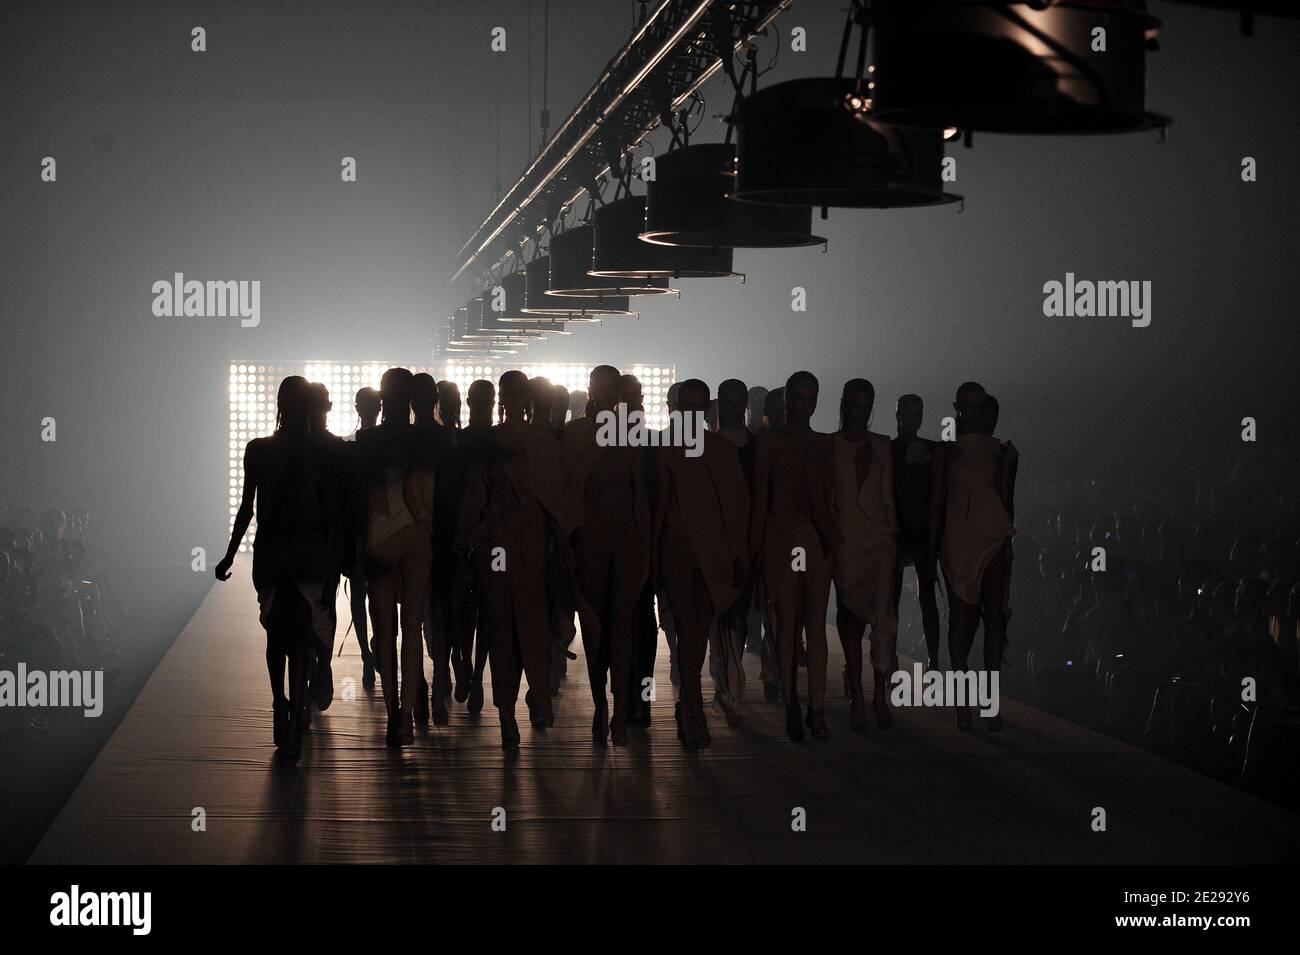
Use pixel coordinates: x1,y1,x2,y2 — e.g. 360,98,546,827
590,196,736,278
465,298,541,344
547,224,675,297
494,270,598,325
523,255,633,317
641,143,826,248
477,285,572,335
867,0,1170,135
449,306,521,356
732,77,962,208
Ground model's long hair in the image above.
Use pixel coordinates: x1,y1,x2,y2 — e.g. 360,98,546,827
274,376,312,436
498,369,531,424
839,377,875,433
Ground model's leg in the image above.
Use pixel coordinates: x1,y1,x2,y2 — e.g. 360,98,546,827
800,541,833,735
606,528,646,746
836,602,867,731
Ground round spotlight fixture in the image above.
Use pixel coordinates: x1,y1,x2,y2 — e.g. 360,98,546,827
591,197,736,278
732,77,962,208
523,255,633,317
868,0,1170,135
548,224,674,297
641,143,826,248
476,287,571,335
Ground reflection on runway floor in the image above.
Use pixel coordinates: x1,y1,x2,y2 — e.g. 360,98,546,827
29,559,1300,864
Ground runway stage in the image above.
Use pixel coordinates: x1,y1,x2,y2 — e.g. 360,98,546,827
29,560,1300,864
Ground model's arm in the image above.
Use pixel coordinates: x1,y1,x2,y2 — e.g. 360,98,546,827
749,431,771,566
927,443,951,562
215,441,257,580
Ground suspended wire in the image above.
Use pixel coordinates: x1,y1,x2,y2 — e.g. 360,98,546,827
527,0,533,157
541,0,550,147
494,1,502,198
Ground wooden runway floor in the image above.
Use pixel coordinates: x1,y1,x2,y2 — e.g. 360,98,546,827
29,559,1300,864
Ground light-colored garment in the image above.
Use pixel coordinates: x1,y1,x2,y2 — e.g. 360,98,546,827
941,432,1015,605
366,466,416,551
831,432,898,670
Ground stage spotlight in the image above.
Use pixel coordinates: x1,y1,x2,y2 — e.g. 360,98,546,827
547,224,675,297
590,197,736,279
480,276,574,332
467,297,545,343
732,77,962,209
868,0,1170,135
641,143,825,248
523,255,634,316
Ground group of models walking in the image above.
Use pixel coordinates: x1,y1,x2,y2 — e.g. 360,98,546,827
216,367,1017,757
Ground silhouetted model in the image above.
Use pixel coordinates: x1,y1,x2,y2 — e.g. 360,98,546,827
355,368,436,747
831,379,899,732
752,372,836,741
439,379,475,701
345,386,381,687
306,382,345,715
754,385,789,703
433,379,470,700
621,373,658,727
654,379,749,748
546,385,576,690
891,394,941,669
457,371,565,749
563,365,651,746
658,381,682,688
709,377,758,725
454,379,496,713
412,373,454,725
931,389,1017,730
216,376,345,759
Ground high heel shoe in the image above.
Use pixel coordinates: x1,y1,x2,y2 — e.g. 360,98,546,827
315,659,334,711
414,681,430,724
592,700,609,744
431,689,449,726
386,709,413,748
674,701,694,749
272,699,290,749
281,702,307,759
849,697,868,733
785,703,806,742
691,698,711,750
467,680,484,715
500,711,521,751
805,706,830,739
361,655,376,689
525,690,551,729
610,713,629,747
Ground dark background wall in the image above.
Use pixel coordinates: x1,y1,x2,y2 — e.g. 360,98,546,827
2,0,1296,565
